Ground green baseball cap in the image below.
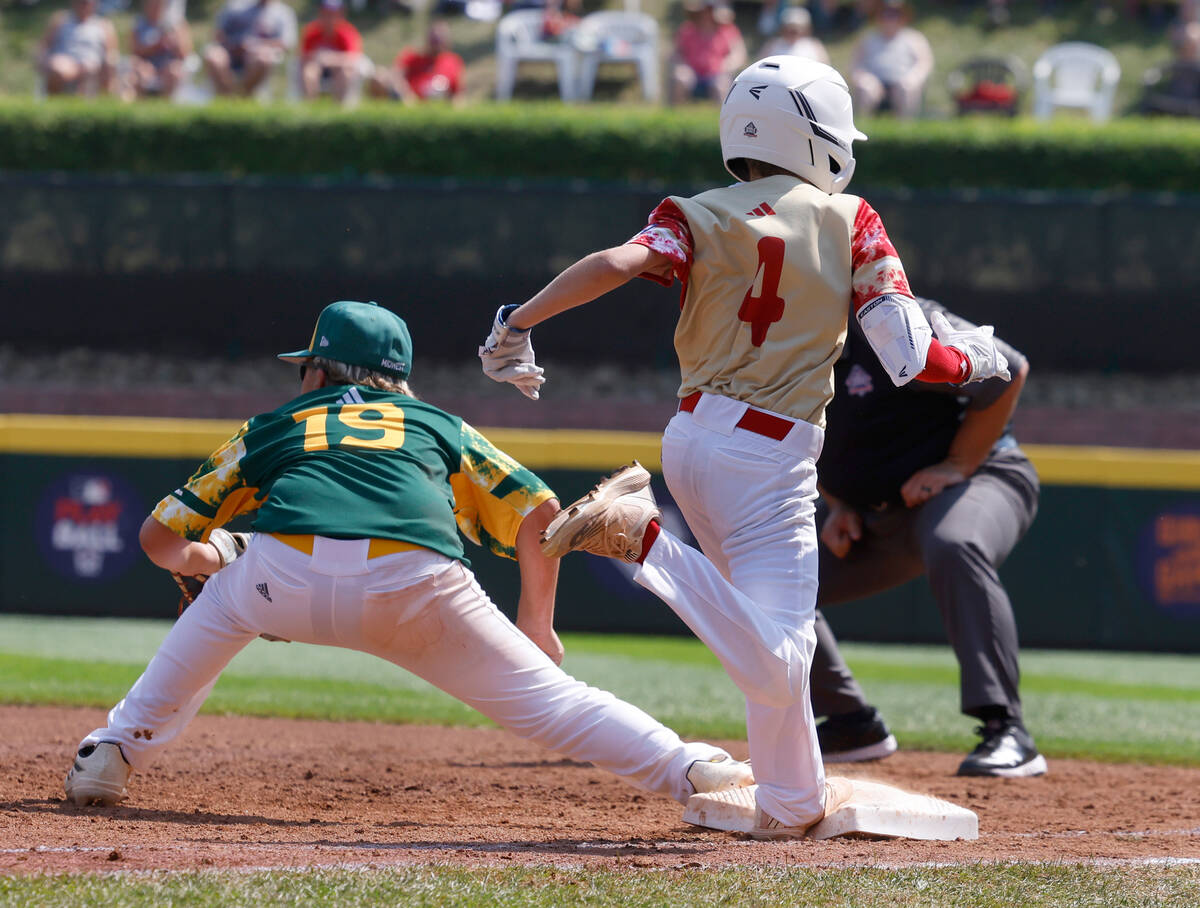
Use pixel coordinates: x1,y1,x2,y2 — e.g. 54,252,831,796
278,301,413,379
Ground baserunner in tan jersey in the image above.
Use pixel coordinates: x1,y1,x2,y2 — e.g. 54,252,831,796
479,56,1010,839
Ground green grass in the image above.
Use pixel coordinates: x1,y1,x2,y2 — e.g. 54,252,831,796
2,614,1198,901
1,614,1198,765
0,0,1183,114
1,864,1199,907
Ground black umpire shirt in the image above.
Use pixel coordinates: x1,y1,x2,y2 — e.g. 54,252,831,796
818,298,1028,512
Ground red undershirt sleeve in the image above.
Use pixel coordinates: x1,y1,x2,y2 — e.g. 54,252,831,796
916,340,970,383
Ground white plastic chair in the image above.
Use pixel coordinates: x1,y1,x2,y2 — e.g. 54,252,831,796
1032,42,1121,122
573,10,658,102
169,54,207,104
495,8,578,101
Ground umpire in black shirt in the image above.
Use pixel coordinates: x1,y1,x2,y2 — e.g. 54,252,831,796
812,297,1045,778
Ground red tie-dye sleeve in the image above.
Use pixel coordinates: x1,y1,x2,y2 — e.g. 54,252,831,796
850,199,913,312
851,199,969,383
627,198,694,287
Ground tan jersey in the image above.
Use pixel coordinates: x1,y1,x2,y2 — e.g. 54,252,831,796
629,175,915,429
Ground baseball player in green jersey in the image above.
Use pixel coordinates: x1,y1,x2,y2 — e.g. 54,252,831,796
64,301,752,812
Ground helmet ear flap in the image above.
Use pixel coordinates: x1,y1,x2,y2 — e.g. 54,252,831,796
830,155,856,193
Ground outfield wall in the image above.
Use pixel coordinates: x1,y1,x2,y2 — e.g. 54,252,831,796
4,414,1200,652
4,173,1199,372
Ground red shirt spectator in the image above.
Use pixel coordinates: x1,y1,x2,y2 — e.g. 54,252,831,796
675,4,743,79
394,21,462,99
301,15,361,57
670,0,746,104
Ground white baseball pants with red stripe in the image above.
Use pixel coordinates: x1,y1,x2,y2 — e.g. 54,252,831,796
637,392,826,828
78,535,732,805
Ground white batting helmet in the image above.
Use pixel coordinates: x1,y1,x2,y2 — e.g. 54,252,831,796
719,55,868,195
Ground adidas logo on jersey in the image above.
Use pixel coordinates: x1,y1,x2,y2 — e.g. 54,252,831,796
256,582,272,602
745,202,776,218
337,386,366,406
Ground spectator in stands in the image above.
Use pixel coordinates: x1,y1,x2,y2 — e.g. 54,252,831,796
760,1,863,36
541,0,582,41
36,0,119,96
1141,21,1200,117
670,0,747,105
299,0,363,104
984,0,1011,28
126,0,193,100
203,0,298,97
368,20,464,102
849,0,933,118
760,7,830,64
1173,0,1200,37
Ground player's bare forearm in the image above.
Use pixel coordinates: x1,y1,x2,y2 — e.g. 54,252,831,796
900,359,1027,507
506,245,666,330
817,485,862,558
944,358,1027,475
514,499,564,663
138,516,222,576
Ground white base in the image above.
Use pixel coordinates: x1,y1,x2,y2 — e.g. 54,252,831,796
683,780,979,842
808,780,978,841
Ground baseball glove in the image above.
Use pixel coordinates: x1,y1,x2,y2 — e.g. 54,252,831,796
171,571,208,615
170,529,251,615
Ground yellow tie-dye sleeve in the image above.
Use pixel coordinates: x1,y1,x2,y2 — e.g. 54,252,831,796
150,422,264,541
451,422,555,559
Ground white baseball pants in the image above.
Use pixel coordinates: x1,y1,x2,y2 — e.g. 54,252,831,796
81,535,730,805
636,393,826,827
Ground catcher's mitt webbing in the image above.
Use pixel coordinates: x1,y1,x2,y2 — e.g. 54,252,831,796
171,571,208,616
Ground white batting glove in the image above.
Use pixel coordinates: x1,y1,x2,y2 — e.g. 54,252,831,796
931,311,1011,384
479,305,546,401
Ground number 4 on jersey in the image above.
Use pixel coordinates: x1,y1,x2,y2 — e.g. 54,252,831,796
739,236,786,346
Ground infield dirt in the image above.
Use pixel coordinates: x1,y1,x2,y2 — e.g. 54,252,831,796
2,705,1197,874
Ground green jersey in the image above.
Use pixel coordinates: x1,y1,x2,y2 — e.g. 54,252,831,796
152,385,555,564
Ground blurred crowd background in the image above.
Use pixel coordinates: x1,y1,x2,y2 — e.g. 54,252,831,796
5,0,1198,117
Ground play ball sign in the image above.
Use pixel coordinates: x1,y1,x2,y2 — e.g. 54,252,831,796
35,471,143,582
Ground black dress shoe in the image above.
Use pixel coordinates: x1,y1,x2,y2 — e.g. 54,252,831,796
957,719,1048,778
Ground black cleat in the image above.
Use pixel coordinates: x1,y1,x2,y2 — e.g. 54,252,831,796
956,719,1048,778
817,706,898,764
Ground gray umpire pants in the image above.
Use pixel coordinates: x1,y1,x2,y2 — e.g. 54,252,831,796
811,448,1039,722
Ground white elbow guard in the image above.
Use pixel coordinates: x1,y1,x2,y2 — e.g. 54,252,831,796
856,294,932,387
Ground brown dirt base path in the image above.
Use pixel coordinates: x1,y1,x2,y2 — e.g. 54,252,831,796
2,705,1198,875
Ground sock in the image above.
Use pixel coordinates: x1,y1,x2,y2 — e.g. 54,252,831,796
635,519,661,565
973,705,1013,723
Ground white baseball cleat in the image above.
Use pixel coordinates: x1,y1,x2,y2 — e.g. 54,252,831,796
686,755,755,795
751,778,855,840
539,462,662,562
683,778,855,839
64,742,131,807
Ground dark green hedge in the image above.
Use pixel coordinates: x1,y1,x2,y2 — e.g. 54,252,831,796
2,99,1199,192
